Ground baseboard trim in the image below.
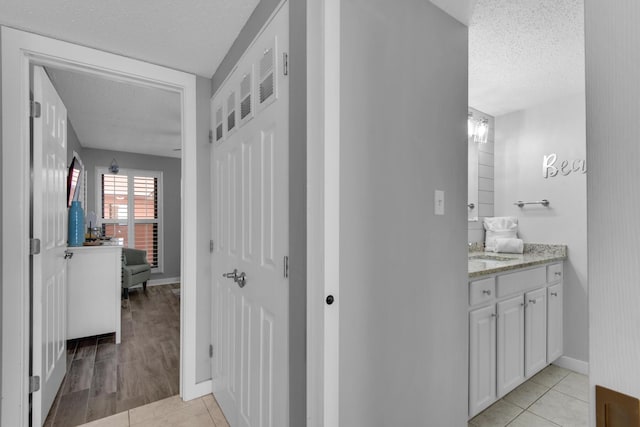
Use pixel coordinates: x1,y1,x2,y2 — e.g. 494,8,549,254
553,356,589,375
183,379,213,401
147,276,181,287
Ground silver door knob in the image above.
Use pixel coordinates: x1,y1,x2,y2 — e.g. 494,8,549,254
529,299,537,304
551,292,558,297
482,289,491,295
236,272,247,288
64,250,73,259
223,269,238,280
223,269,247,288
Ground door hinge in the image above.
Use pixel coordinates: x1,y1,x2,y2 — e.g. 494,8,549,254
283,53,289,76
283,255,289,278
208,130,213,144
209,344,214,358
210,240,214,253
29,376,40,393
30,101,41,118
30,238,41,255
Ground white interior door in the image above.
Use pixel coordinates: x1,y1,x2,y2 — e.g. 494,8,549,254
211,3,289,427
32,65,68,426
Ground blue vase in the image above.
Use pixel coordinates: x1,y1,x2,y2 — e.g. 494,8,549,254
68,201,85,247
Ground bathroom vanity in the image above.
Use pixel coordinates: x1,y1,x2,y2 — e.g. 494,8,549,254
468,245,567,418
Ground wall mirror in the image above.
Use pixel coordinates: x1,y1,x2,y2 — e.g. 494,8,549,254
468,115,479,222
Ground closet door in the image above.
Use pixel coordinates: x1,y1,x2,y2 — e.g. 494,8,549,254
211,4,289,427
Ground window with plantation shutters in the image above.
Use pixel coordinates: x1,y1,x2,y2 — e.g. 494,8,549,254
133,176,159,268
97,168,163,271
101,173,130,248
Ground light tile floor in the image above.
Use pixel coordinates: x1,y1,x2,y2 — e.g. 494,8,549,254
82,365,586,427
469,365,589,427
77,394,229,427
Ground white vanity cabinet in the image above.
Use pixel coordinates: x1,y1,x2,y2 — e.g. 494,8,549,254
496,294,525,397
66,246,122,343
468,261,564,418
547,266,564,362
525,287,548,377
469,305,496,416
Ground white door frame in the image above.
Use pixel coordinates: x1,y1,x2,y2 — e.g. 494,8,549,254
1,27,205,427
306,0,340,425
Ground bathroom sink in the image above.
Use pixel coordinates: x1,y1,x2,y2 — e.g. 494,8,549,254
469,254,515,262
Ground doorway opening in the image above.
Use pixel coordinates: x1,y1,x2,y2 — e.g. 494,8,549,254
36,64,183,425
467,0,588,425
1,27,202,427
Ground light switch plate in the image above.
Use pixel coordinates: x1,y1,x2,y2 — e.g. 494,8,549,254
435,190,445,215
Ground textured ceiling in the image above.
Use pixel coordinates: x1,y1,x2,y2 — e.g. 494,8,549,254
47,67,182,158
469,0,584,117
430,0,477,25
0,0,259,77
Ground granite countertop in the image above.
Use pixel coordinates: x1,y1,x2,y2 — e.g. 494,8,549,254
469,243,567,278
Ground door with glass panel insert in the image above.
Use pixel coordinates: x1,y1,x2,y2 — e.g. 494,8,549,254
210,3,289,426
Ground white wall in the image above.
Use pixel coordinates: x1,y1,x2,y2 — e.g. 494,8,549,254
339,0,468,425
585,1,640,424
494,93,588,366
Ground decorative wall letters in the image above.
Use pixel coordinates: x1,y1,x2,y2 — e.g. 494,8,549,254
543,153,587,178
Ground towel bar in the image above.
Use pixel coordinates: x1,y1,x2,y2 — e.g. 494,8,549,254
514,199,550,208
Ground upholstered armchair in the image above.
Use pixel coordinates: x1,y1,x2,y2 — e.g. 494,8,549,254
121,248,151,298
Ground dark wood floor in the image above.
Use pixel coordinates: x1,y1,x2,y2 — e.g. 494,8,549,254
44,283,181,427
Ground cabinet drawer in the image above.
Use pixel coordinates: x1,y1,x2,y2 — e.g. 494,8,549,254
470,277,496,306
496,267,546,298
547,263,563,283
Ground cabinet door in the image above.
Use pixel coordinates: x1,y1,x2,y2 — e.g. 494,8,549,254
547,283,563,362
525,287,548,377
469,305,497,417
497,295,525,397
67,248,121,341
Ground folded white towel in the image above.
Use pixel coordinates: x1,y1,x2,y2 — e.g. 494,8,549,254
483,216,518,232
493,238,524,254
484,217,519,251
